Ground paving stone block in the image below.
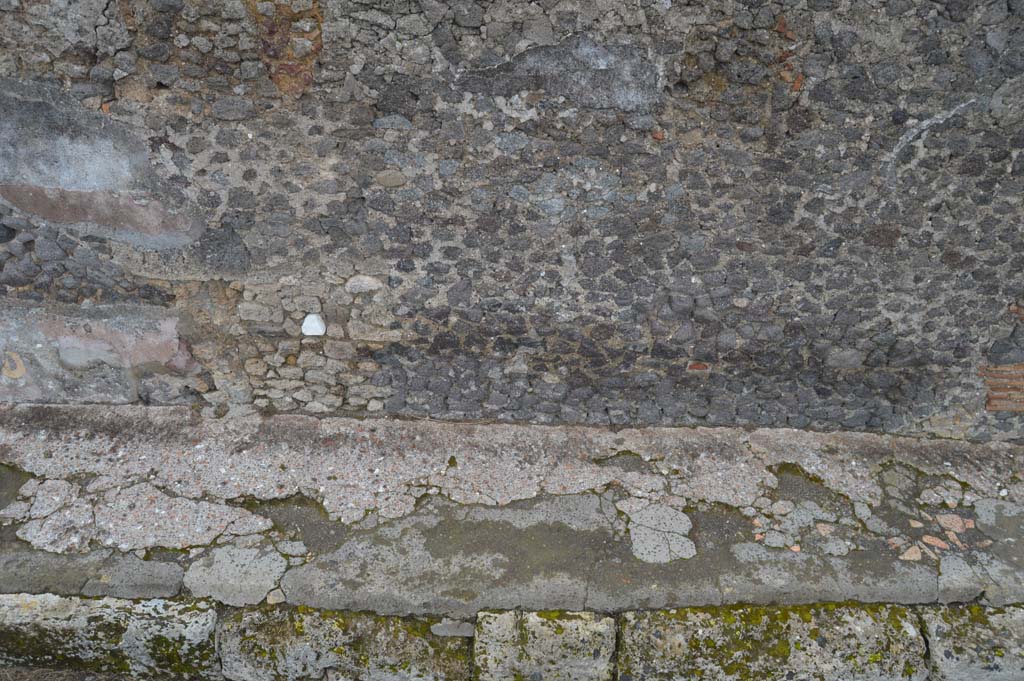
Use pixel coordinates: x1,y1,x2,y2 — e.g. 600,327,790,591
217,607,471,681
921,604,1024,680
183,543,286,606
618,605,928,680
0,593,219,679
473,610,615,681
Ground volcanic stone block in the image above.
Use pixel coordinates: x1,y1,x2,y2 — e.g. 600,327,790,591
618,605,928,680
457,36,660,112
0,593,219,678
217,607,471,681
474,610,616,681
921,605,1024,680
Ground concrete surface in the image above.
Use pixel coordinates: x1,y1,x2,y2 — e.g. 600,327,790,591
1,405,1023,618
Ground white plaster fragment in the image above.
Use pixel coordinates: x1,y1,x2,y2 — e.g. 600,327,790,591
301,313,326,336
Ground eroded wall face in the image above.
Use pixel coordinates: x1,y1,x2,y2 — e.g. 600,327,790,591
0,0,1022,438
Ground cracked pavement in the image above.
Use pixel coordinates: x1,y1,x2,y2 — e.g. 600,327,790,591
0,404,1022,615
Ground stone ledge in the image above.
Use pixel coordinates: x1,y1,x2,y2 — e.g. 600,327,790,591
3,405,1024,619
2,597,1024,680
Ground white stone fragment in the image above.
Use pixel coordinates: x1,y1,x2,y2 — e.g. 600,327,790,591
301,313,326,336
344,275,384,294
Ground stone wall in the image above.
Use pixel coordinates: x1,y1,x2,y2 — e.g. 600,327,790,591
0,0,1021,439
2,596,1024,680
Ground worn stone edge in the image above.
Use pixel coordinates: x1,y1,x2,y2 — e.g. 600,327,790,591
1,596,1023,679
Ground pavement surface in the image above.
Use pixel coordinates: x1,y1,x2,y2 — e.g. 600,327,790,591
0,404,1022,613
1,404,1023,677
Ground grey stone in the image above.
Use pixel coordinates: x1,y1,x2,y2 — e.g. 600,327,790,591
458,36,660,112
0,593,219,678
183,544,286,606
212,96,256,121
624,502,696,563
922,605,1024,680
826,348,866,368
217,607,471,681
344,274,384,293
619,605,928,680
430,618,475,637
0,546,183,599
991,76,1024,128
80,558,184,599
474,611,615,681
372,115,413,130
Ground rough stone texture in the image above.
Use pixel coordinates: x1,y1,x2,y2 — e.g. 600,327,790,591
0,79,204,249
217,607,471,681
5,599,1024,680
921,604,1024,680
618,604,929,680
0,545,183,599
474,610,615,681
183,543,286,606
0,300,197,406
1,0,1021,674
2,405,1023,616
0,594,219,679
0,0,1018,439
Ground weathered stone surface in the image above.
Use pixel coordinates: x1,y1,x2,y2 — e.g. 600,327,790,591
93,483,271,552
0,546,183,599
0,301,192,405
183,544,286,606
217,607,471,681
6,599,1024,679
474,611,615,681
458,36,660,112
3,406,1024,613
0,594,219,679
1,0,1018,438
621,501,696,563
618,605,928,680
0,79,203,249
922,604,1024,680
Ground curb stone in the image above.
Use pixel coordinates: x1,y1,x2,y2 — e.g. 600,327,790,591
4,596,1024,678
617,604,928,681
921,604,1024,680
0,594,219,679
474,610,616,681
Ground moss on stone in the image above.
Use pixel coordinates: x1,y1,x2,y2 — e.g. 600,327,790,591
224,605,471,678
146,633,217,677
0,620,131,675
622,603,922,680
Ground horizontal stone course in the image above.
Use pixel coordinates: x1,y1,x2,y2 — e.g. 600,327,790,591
619,604,928,680
0,594,219,679
3,406,1024,617
216,606,471,681
2,598,1024,679
474,610,616,681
